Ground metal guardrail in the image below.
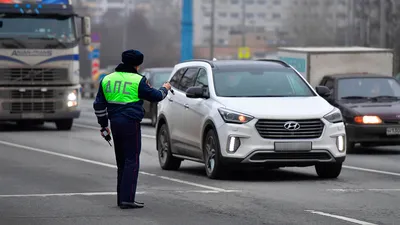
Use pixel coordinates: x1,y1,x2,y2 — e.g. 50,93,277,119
80,78,98,99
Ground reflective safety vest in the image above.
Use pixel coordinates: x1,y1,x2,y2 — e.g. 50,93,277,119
101,72,143,104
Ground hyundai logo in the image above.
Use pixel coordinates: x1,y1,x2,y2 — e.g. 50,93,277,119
283,121,301,130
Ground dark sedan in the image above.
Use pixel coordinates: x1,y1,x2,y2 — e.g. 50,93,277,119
141,67,173,126
319,74,400,152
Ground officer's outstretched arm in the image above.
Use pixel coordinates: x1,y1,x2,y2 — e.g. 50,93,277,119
138,77,168,102
93,79,109,128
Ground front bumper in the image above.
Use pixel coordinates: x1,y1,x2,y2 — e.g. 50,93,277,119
216,118,346,166
346,123,400,145
0,85,81,121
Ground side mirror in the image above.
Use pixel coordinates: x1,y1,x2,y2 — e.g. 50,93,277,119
81,16,91,37
315,85,331,97
186,86,209,99
83,36,91,46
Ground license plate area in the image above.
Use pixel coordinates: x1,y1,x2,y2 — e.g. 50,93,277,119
274,142,312,152
21,113,44,119
386,127,400,136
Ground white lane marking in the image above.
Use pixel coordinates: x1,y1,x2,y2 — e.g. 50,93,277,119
327,188,400,193
0,140,232,193
0,189,240,198
306,210,377,225
77,125,400,177
73,123,156,139
343,165,400,177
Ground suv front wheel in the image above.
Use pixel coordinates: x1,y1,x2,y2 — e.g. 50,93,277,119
315,162,342,179
203,129,226,179
157,123,182,170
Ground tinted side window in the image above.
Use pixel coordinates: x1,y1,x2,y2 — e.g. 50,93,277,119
195,68,208,87
170,68,187,87
178,68,199,91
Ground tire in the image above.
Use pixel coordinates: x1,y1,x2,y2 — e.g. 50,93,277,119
346,139,355,153
55,119,73,130
150,105,157,127
315,162,342,179
203,129,227,179
157,123,181,170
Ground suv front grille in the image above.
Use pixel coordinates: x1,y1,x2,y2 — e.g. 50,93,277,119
255,119,324,139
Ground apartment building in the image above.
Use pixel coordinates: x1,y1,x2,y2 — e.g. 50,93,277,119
194,0,351,48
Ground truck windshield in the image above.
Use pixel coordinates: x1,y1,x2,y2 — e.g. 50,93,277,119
212,66,315,97
338,77,400,99
0,16,77,49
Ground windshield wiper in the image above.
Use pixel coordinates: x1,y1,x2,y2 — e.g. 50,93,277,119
0,37,26,48
29,36,68,48
370,95,400,101
341,96,370,100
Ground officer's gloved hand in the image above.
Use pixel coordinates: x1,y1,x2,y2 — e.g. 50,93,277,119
163,82,171,90
100,127,111,137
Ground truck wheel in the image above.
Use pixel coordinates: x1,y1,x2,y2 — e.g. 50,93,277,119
55,119,73,131
315,162,342,179
157,123,181,170
203,129,227,179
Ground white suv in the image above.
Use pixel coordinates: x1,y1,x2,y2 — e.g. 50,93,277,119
156,59,346,179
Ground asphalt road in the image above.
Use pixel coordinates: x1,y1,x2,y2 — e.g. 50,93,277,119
0,99,399,225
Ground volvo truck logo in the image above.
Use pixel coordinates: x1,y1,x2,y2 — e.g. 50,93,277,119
283,121,301,130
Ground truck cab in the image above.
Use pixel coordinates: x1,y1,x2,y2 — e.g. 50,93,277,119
0,0,91,130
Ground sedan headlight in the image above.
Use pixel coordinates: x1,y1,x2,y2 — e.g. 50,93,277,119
323,108,343,123
218,108,254,124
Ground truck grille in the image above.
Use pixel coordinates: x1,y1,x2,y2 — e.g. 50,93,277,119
255,119,324,139
10,90,55,99
5,102,56,113
0,68,68,84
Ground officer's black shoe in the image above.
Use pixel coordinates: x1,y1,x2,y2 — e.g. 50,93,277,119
119,201,144,209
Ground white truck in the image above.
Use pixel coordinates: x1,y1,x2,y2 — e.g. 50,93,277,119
0,0,91,130
277,46,394,87
277,47,400,152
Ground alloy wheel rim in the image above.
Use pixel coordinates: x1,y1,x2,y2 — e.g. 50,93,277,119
159,129,168,164
206,136,216,174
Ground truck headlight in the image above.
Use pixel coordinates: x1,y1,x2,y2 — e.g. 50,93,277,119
67,90,78,107
323,108,343,123
218,108,254,124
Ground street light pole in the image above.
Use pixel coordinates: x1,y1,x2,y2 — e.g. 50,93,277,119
210,0,215,59
380,0,386,48
241,0,246,47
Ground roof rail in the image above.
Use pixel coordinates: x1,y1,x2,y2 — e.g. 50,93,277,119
256,59,290,68
182,59,215,68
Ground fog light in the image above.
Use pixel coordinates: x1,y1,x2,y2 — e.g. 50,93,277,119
67,100,78,107
227,136,240,153
336,135,345,152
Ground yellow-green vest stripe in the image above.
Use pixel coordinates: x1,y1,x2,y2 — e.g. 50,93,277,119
101,72,143,104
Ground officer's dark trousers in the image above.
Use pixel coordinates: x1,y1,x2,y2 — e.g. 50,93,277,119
110,117,141,205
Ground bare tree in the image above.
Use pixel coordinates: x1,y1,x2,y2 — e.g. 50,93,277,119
283,0,338,46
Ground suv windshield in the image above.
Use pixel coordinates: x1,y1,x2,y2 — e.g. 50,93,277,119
337,77,400,99
212,66,315,97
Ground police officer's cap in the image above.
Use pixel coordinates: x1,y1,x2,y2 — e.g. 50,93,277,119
122,49,144,66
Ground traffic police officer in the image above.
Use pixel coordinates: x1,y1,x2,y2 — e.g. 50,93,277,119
93,49,171,209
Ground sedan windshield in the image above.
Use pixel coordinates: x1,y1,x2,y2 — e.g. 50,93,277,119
152,71,172,88
212,66,315,97
337,77,400,99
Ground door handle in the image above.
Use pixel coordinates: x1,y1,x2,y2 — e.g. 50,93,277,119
168,98,173,102
184,104,189,109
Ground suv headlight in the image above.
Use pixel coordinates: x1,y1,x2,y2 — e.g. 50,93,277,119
218,108,254,124
323,108,343,123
